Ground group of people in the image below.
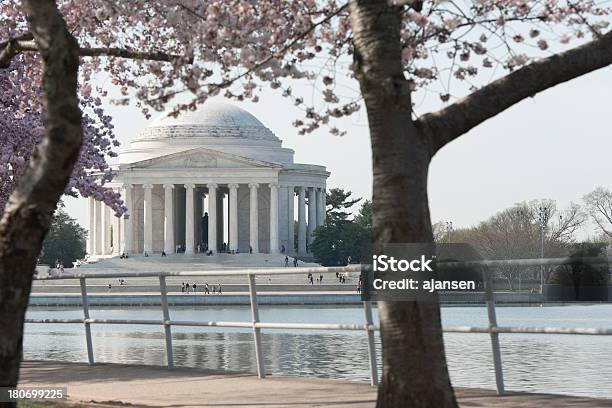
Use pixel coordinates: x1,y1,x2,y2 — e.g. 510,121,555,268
54,259,64,273
307,272,324,285
181,282,222,295
304,271,351,285
284,256,299,267
107,278,128,292
195,243,215,255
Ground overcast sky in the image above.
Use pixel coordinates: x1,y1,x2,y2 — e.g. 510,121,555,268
64,65,612,239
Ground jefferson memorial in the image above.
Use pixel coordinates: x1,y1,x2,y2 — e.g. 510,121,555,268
87,102,329,257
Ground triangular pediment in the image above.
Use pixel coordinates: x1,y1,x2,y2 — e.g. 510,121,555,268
123,147,281,170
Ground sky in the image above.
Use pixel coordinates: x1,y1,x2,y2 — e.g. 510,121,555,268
64,65,612,239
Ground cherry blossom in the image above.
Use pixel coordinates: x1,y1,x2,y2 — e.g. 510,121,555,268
0,55,125,215
1,0,610,211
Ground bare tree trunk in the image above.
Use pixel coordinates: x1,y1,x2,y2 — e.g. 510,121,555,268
0,1,81,403
349,1,457,407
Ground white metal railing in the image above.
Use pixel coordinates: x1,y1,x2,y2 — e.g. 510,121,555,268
26,258,612,394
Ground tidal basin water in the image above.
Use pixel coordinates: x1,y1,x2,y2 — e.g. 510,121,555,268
24,304,612,399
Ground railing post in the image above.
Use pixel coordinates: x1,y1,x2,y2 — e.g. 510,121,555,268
79,277,94,365
248,273,265,378
159,276,174,369
483,267,505,395
363,301,379,386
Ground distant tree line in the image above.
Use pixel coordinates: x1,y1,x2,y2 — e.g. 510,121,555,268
312,186,612,288
433,186,612,290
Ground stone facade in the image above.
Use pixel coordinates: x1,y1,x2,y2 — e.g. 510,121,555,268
88,102,329,256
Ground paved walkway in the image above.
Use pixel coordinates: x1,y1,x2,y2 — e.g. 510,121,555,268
19,361,612,408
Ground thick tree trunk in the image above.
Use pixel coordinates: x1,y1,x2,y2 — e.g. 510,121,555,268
349,1,457,406
0,1,81,403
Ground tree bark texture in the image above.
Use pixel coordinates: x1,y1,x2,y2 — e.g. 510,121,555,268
349,1,458,407
0,1,81,403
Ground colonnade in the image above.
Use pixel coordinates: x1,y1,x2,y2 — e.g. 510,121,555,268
88,183,326,257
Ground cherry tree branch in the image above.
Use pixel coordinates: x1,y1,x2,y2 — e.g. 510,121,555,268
148,3,349,106
416,30,612,152
0,38,185,68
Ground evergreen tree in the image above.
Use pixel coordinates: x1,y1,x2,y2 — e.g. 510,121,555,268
311,192,371,265
325,188,361,224
354,200,372,228
39,205,87,268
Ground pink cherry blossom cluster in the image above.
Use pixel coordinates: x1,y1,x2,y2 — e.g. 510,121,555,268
1,0,610,204
90,0,605,126
0,55,125,216
399,0,610,103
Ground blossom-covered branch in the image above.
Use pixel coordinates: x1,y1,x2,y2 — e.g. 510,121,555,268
418,29,612,152
0,56,125,215
0,37,186,68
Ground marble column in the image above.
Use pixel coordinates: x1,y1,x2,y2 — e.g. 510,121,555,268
217,193,225,250
163,184,175,254
269,183,279,254
112,210,120,256
195,189,203,247
229,183,239,252
307,187,316,246
119,213,125,254
287,187,295,254
321,187,327,223
123,184,134,254
88,197,95,255
297,186,306,255
143,184,153,254
94,200,102,255
249,183,259,253
185,183,195,254
207,183,217,254
101,203,111,255
316,188,324,227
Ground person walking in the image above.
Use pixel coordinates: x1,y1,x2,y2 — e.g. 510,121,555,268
218,283,222,295
192,283,197,294
285,256,289,267
319,274,323,284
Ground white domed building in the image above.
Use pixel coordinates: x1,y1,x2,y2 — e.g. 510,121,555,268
88,102,329,257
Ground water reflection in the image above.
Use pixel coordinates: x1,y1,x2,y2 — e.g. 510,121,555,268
24,305,612,399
